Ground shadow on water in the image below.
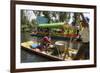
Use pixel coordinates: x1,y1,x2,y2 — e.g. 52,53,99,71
21,48,53,63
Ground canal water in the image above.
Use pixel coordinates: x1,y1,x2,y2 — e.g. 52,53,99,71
21,48,53,63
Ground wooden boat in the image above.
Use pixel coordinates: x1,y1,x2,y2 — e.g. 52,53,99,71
21,41,64,61
21,41,78,61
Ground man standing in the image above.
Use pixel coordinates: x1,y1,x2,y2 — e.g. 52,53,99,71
74,20,89,60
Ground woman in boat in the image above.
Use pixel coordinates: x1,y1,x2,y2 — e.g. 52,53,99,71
73,20,89,60
38,32,51,51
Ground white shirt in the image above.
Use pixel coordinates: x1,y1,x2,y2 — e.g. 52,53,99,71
79,27,89,43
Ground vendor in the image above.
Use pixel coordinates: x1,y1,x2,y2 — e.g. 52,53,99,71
74,20,89,60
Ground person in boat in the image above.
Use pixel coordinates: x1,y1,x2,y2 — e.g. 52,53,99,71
38,33,51,51
73,20,89,60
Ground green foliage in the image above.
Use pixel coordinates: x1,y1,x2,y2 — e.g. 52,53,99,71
21,10,38,32
64,27,77,34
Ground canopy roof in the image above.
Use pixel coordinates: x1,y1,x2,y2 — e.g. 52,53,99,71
38,22,64,28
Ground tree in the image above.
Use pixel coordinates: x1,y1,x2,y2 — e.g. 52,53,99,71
21,10,29,32
21,10,38,32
